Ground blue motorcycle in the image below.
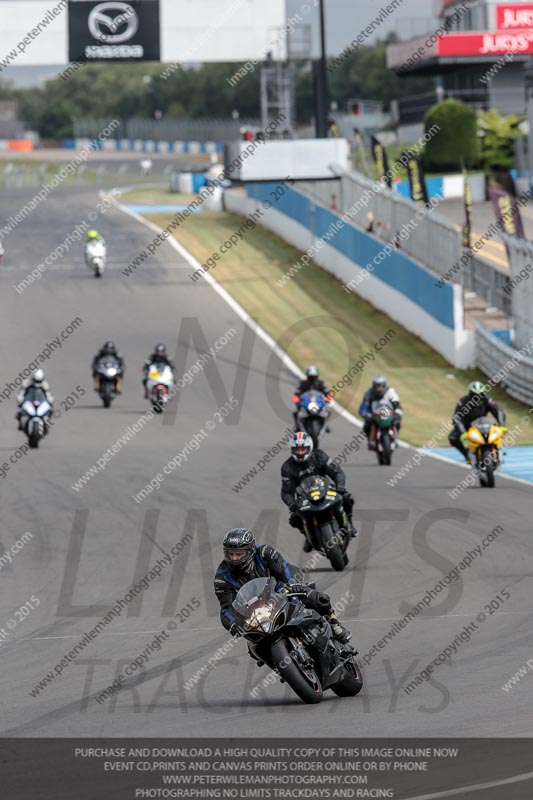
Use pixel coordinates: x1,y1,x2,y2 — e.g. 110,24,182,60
295,390,330,448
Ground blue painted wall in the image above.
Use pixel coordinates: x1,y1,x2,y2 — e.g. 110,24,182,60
247,182,456,331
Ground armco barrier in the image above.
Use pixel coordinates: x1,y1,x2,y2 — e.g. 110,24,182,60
476,323,533,405
225,183,474,368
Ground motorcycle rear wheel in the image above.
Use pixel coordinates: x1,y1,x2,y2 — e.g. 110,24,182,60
305,418,322,449
332,656,364,697
271,639,323,704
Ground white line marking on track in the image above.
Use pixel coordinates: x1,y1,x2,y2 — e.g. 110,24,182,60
402,770,533,799
26,611,528,641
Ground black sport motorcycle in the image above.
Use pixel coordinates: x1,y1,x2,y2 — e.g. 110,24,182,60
296,474,350,571
95,356,122,408
233,576,363,705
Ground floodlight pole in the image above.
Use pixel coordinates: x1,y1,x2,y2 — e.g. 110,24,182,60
315,0,329,138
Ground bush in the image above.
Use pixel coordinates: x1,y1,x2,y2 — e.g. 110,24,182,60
478,109,525,173
423,98,479,171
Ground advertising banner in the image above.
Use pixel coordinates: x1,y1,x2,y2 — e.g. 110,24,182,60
68,0,161,62
371,135,392,189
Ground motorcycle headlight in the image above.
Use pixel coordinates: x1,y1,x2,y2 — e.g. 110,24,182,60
107,368,117,376
468,429,484,444
246,604,273,627
308,402,319,414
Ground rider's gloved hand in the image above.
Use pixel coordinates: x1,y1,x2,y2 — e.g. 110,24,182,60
289,502,298,513
460,432,469,444
229,623,241,638
287,582,309,595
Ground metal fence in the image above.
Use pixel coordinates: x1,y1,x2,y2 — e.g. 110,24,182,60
476,323,533,405
462,252,512,316
73,117,263,143
302,166,462,281
501,233,533,351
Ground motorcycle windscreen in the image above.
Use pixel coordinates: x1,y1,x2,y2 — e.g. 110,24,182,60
232,577,281,617
98,358,119,376
300,391,326,411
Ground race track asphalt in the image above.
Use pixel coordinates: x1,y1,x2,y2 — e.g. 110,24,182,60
0,183,531,758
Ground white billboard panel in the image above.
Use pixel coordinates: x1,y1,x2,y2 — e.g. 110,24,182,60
230,139,349,182
0,0,287,66
160,0,286,64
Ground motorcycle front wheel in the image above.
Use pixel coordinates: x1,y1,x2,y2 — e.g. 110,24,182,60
379,431,392,466
271,639,323,704
320,521,345,572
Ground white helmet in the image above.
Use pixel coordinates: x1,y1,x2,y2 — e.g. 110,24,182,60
33,369,45,385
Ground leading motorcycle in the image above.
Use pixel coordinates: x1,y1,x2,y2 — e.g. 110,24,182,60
294,390,330,448
20,388,52,448
84,240,106,277
232,576,363,705
295,475,350,571
465,416,506,488
146,363,174,413
95,356,122,408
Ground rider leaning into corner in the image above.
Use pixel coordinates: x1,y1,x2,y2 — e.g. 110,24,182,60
292,365,332,426
214,528,352,643
359,374,403,449
15,369,54,430
449,381,506,463
142,343,175,398
280,432,356,552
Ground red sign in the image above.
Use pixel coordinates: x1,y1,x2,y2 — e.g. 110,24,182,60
438,29,533,56
496,4,533,28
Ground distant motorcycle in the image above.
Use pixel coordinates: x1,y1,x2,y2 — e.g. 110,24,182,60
368,400,398,466
95,356,122,408
84,240,106,277
295,390,330,448
295,474,350,571
232,576,363,705
20,388,52,448
146,363,174,413
465,416,506,488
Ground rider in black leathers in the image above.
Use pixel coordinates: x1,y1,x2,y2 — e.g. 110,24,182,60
281,432,355,550
449,381,506,461
91,341,124,393
214,528,351,643
292,365,332,426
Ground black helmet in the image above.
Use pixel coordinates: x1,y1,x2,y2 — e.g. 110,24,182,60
223,528,256,571
103,341,115,354
372,374,387,398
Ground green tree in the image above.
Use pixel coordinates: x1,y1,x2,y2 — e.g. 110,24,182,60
423,98,480,171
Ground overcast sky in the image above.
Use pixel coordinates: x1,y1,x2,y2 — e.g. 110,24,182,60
287,0,437,55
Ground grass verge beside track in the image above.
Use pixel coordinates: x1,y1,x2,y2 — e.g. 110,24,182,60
123,188,533,446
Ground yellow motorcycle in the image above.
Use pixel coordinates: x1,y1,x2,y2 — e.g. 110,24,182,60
464,416,506,488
